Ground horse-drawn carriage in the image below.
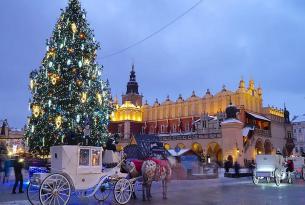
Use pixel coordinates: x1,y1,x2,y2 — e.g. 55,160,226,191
27,145,134,205
253,155,293,186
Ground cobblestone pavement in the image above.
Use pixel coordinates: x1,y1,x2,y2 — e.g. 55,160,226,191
1,176,305,205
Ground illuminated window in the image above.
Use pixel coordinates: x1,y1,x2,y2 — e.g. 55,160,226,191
79,149,90,166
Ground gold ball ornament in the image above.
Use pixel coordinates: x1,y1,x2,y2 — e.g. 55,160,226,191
79,32,86,39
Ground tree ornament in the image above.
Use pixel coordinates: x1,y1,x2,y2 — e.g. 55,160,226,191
32,105,41,117
67,48,74,53
31,125,35,133
48,100,52,107
81,44,84,50
47,48,56,59
50,74,59,85
67,59,71,66
81,92,87,103
79,32,85,39
60,44,64,49
84,58,90,65
49,62,53,68
55,116,62,128
71,22,77,33
77,80,82,86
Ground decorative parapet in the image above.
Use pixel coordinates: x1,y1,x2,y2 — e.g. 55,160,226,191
263,106,284,118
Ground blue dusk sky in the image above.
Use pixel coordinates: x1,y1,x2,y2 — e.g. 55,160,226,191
0,0,305,128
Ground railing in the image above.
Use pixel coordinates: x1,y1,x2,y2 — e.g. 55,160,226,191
158,133,222,141
253,128,271,138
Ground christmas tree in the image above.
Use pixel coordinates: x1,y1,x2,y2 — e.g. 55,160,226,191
25,0,113,155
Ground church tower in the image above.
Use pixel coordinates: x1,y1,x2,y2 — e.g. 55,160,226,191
122,64,143,106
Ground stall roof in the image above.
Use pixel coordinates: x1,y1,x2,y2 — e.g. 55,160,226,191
246,112,270,122
242,126,254,136
167,148,191,157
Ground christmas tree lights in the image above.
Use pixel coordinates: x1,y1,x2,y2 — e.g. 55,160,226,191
25,0,113,155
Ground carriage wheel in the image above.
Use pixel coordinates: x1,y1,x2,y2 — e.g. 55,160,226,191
27,182,40,205
39,173,71,205
94,181,112,201
274,169,281,186
252,171,259,185
114,179,132,205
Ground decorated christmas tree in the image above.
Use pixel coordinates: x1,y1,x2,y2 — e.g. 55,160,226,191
25,0,113,155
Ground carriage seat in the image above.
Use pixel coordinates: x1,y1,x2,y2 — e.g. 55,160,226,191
103,150,120,168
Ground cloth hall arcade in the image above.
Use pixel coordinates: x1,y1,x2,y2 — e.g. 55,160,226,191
109,65,293,166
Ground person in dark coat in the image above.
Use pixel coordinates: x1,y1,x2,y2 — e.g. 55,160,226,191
12,156,24,194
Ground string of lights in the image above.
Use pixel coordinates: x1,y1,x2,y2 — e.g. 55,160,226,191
100,0,203,59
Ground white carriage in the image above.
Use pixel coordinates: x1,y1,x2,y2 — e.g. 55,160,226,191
27,145,133,205
253,155,292,186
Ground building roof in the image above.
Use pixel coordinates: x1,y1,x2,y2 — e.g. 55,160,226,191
221,118,242,124
246,112,270,122
292,114,305,123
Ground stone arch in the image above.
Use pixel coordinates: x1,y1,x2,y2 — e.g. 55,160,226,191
176,143,186,149
255,138,264,155
264,140,272,154
207,142,223,163
191,142,203,154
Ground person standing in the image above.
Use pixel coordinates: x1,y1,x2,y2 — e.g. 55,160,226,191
12,156,24,194
3,157,10,184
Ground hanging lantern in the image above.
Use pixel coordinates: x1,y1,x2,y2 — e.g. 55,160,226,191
55,116,62,129
81,92,87,103
71,22,77,33
32,105,40,117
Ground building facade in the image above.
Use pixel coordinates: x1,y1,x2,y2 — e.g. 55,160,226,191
109,66,293,166
292,115,305,155
0,119,25,155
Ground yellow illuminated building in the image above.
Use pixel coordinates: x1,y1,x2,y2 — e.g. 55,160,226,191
111,101,142,122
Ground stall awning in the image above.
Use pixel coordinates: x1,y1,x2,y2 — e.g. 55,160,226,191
246,112,270,122
242,126,254,136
